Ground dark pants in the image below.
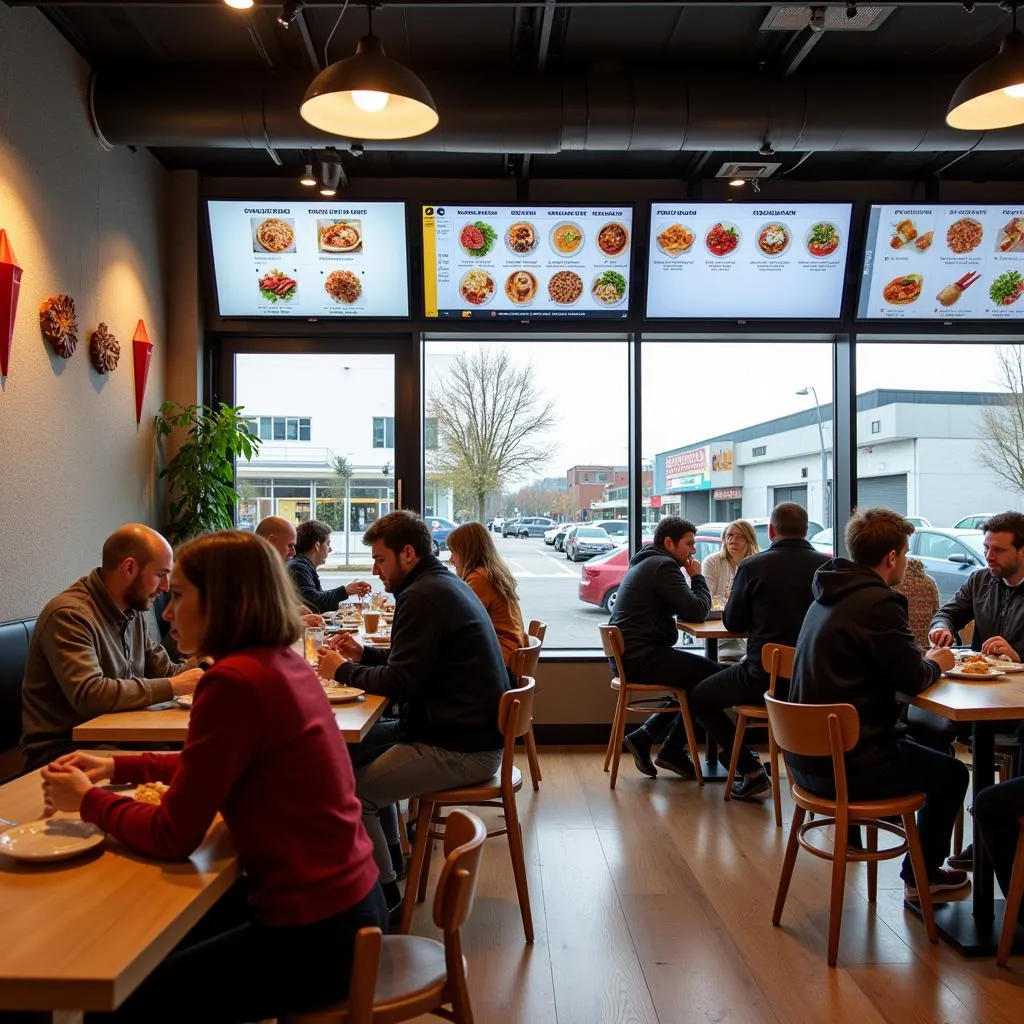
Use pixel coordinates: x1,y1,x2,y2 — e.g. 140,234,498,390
974,776,1024,924
85,878,388,1023
790,740,968,883
621,645,720,758
687,661,768,776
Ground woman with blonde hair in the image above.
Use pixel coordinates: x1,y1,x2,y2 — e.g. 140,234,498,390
702,519,759,661
447,521,526,667
41,530,386,1022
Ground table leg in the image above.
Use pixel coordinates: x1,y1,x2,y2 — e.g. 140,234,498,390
699,637,727,782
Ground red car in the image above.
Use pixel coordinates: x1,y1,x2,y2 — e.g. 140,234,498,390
577,534,719,612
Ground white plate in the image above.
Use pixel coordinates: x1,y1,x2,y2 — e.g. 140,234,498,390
322,685,366,704
755,222,791,257
988,659,1024,673
944,667,1007,680
0,818,105,862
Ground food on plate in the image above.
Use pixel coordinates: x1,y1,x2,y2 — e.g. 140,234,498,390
915,231,934,251
459,221,496,257
991,270,1024,307
936,271,981,306
757,223,789,256
592,270,627,305
958,656,991,676
255,218,295,253
947,217,983,254
319,220,361,251
890,219,918,248
882,273,923,305
258,269,297,303
460,269,495,305
657,224,695,256
551,223,584,255
505,222,537,255
705,222,740,257
548,270,584,304
807,222,841,257
504,270,537,304
133,781,170,805
324,269,362,304
597,222,629,256
997,216,1024,253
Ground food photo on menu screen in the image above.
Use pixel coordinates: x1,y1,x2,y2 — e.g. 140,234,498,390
206,200,409,317
421,205,633,318
857,204,1024,320
644,203,852,319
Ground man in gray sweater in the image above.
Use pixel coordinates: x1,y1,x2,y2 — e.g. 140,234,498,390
20,524,203,770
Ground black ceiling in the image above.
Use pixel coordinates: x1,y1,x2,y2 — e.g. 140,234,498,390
24,0,1024,182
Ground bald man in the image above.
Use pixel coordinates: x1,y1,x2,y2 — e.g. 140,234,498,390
20,524,204,770
255,515,327,628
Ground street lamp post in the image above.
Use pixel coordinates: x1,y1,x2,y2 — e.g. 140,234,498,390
796,386,829,529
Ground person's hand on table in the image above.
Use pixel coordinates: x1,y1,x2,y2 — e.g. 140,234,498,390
924,647,955,673
52,752,115,784
171,667,205,696
301,612,326,628
347,580,372,599
981,635,1020,661
40,762,95,816
317,647,346,679
329,631,365,662
928,627,955,648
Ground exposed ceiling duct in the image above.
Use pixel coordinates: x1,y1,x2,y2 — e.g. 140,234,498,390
89,67,1024,155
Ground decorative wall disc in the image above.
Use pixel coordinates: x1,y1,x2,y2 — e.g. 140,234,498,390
89,322,120,373
40,294,78,359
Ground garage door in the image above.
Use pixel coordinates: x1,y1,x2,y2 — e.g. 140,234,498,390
857,474,908,514
681,492,710,523
773,485,808,506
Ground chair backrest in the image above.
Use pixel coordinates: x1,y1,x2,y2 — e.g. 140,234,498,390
761,643,796,698
599,624,627,683
498,677,536,742
432,808,488,933
528,619,547,642
510,635,542,679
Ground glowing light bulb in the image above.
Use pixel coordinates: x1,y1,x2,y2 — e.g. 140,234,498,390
224,0,254,9
1003,82,1024,99
352,90,390,113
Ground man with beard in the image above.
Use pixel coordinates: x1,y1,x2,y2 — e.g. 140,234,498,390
20,524,205,770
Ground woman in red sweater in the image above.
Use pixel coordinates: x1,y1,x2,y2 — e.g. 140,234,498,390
41,530,385,1023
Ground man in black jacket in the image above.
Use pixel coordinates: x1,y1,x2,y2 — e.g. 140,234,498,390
317,510,508,916
688,502,830,800
611,517,720,780
287,519,371,613
789,507,969,900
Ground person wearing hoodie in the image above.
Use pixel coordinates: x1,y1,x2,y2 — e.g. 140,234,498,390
788,507,970,901
609,516,719,780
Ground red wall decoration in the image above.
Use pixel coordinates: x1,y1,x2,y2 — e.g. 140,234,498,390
0,230,22,387
132,319,153,426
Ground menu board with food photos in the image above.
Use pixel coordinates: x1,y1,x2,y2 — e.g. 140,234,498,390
645,202,852,319
422,205,633,319
858,204,1024,320
206,200,409,317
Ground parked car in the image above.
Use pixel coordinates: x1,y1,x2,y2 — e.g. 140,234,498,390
552,522,578,551
543,523,563,545
491,517,505,533
514,516,555,538
428,516,458,555
952,513,995,530
564,525,616,562
908,528,985,604
906,517,932,528
809,528,834,554
501,518,522,538
698,517,825,552
592,519,629,543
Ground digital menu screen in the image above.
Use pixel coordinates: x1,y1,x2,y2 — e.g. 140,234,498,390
858,205,1024,320
422,205,633,319
206,200,409,318
645,202,852,319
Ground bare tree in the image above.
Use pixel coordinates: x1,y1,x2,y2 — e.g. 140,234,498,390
979,346,1024,493
429,348,557,522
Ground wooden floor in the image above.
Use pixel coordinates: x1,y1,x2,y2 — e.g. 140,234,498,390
398,747,1024,1024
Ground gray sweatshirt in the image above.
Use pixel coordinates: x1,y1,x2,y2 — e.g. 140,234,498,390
20,569,184,770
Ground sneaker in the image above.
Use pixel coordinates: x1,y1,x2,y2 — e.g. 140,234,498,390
623,732,657,778
654,749,697,780
947,844,974,871
731,768,771,801
904,867,971,901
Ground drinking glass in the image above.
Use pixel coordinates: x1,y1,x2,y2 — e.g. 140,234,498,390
303,626,324,666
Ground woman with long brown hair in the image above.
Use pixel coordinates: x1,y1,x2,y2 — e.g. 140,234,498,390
447,521,526,666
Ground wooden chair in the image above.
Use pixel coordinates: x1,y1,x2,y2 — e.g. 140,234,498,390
998,815,1024,966
723,643,792,827
764,695,937,967
599,624,704,790
281,809,486,1024
511,622,546,791
399,679,535,942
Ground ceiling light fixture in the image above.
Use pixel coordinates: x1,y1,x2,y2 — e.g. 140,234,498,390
319,149,344,195
299,4,438,140
224,0,254,10
299,162,317,186
948,1,1024,129
728,178,746,188
277,0,301,28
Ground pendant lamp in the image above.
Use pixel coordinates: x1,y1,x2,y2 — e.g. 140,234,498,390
299,6,438,141
947,2,1024,130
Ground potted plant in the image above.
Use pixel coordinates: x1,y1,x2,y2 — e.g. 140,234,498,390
155,401,261,544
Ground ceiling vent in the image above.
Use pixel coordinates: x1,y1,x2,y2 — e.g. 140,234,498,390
716,161,782,180
760,5,894,32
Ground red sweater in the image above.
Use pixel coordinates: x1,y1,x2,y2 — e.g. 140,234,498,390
80,647,378,927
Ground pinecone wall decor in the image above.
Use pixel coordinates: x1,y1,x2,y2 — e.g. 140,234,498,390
39,294,78,358
89,322,120,373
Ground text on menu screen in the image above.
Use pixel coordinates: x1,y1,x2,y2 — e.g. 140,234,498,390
645,203,852,319
207,201,409,318
422,206,633,319
858,205,1024,320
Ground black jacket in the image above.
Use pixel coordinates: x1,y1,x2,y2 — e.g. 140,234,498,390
723,538,830,691
930,568,1024,658
336,556,508,752
789,558,941,786
608,545,710,653
287,554,352,613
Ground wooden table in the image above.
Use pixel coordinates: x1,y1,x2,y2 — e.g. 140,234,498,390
677,619,747,780
73,693,389,745
900,671,1024,956
0,762,240,1019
